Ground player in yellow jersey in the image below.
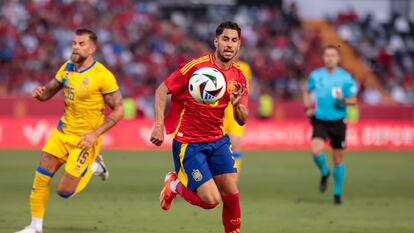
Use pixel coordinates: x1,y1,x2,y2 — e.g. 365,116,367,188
15,29,124,233
223,60,251,176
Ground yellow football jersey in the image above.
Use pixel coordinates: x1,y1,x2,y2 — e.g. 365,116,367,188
223,60,252,136
236,60,252,81
54,60,119,133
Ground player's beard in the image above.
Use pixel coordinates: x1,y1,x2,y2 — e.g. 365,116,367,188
71,53,88,64
217,49,237,63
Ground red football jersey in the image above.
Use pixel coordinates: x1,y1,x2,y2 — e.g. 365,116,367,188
164,54,248,143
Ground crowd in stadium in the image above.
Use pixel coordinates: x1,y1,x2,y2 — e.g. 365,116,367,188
332,9,414,104
1,1,413,117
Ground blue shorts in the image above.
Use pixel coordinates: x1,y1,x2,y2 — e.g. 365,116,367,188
172,135,237,191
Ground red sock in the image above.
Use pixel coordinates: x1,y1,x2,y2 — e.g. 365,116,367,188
176,182,218,209
222,193,241,233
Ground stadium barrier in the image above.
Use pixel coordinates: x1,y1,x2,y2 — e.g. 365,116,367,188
2,97,414,121
0,118,413,150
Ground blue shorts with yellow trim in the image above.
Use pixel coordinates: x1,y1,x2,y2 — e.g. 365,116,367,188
172,135,237,191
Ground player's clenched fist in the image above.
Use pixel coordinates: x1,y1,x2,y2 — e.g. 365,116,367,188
150,124,164,146
32,86,46,99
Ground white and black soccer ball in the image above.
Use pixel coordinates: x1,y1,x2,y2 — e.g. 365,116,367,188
188,67,226,104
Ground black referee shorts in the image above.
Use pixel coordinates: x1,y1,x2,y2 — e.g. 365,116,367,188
311,117,347,149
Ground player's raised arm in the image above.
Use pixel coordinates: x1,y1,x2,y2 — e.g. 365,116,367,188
230,83,248,126
150,82,169,146
31,79,63,101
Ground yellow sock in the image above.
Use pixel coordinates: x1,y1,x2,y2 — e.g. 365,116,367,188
233,152,242,173
30,168,53,218
74,167,93,196
235,158,242,172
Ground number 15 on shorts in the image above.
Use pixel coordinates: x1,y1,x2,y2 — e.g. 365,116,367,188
77,151,88,165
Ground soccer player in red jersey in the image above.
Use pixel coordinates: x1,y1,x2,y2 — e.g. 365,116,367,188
150,21,248,233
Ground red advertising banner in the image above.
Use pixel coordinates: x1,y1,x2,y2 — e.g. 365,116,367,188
2,97,414,121
0,118,413,150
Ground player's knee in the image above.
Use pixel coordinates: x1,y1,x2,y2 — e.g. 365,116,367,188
333,155,343,165
311,145,323,156
333,151,344,165
199,192,221,204
218,183,239,197
39,153,62,173
199,194,219,209
208,195,221,204
311,139,325,156
203,202,219,209
311,146,325,156
220,190,239,198
56,187,75,199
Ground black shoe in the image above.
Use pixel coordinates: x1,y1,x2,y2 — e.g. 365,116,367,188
319,171,330,193
334,195,342,205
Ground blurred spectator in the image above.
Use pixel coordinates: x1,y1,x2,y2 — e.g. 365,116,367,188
346,105,359,123
256,88,274,119
123,98,137,120
362,79,382,105
362,88,382,105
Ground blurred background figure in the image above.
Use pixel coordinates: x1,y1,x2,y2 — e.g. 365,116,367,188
303,45,358,205
256,87,274,119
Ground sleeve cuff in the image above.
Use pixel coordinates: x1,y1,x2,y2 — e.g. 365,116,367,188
53,77,63,85
102,89,119,96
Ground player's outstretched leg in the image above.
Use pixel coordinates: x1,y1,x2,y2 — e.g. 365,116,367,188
160,172,219,211
16,153,63,233
333,150,345,205
311,138,330,193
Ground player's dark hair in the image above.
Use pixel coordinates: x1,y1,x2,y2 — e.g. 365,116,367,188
323,44,340,54
216,21,241,38
75,28,98,44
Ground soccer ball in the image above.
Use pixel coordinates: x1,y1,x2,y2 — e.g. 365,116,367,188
188,67,226,104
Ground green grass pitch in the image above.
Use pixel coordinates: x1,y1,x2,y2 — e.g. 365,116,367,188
0,150,413,233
